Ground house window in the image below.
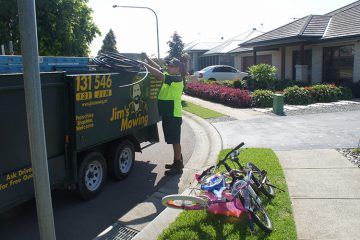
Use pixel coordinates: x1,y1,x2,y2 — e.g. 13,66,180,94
242,55,272,72
199,56,219,70
292,49,312,81
323,45,354,83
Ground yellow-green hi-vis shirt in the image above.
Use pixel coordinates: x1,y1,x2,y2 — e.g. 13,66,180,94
157,73,184,117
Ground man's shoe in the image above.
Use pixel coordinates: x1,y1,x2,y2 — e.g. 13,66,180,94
165,167,183,175
165,155,183,169
165,161,184,169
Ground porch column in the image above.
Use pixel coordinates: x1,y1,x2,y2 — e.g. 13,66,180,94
253,48,257,65
281,47,285,80
312,46,322,83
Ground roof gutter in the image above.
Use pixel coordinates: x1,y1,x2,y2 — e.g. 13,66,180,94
240,36,319,48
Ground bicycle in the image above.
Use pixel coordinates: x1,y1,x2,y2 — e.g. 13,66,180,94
162,167,273,233
196,142,278,199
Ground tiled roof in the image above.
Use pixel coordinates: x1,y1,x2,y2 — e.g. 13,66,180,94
323,2,360,39
302,15,331,36
241,16,310,46
240,0,360,47
203,29,263,55
184,41,222,51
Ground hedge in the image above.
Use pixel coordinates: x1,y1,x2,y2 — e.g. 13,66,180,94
186,82,252,108
252,90,274,108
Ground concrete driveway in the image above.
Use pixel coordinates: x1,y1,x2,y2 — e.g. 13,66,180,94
213,110,360,150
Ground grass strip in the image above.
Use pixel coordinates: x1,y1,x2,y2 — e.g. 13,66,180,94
182,101,225,119
158,148,297,240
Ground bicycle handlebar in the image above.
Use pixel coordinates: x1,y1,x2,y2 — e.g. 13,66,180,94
197,142,245,181
218,142,244,167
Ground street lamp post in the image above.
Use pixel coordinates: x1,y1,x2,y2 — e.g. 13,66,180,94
112,5,160,59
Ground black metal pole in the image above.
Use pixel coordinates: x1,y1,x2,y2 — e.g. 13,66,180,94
17,0,56,239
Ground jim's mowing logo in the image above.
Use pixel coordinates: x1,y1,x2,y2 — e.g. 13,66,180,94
110,83,149,131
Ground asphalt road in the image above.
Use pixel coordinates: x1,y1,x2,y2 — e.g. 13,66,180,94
214,110,360,150
0,121,195,240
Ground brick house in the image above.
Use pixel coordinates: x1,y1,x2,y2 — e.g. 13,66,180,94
232,0,360,84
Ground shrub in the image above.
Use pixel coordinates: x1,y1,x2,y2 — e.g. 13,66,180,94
342,81,360,98
326,80,360,98
252,90,274,108
199,79,215,84
248,64,278,90
233,79,248,89
339,86,353,100
284,86,312,105
274,79,311,91
186,82,252,108
308,84,341,102
198,79,247,90
219,80,236,88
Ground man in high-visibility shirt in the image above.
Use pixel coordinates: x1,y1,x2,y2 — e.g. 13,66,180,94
141,53,184,175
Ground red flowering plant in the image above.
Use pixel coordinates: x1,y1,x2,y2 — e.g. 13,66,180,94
186,82,252,108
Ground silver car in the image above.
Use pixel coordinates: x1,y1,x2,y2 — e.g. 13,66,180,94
194,65,248,81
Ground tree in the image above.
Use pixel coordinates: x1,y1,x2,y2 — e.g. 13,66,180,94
166,31,190,77
0,0,100,56
167,31,185,60
98,29,119,55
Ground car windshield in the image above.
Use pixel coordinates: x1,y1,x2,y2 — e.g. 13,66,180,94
200,66,213,72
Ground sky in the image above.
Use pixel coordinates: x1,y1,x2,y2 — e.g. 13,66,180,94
88,0,357,58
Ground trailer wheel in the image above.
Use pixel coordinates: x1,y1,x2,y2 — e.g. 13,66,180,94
109,140,135,180
78,152,107,200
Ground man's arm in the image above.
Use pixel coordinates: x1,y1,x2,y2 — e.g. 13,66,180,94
141,53,161,70
141,61,164,82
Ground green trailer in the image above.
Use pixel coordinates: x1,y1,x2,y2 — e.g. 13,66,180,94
0,68,162,213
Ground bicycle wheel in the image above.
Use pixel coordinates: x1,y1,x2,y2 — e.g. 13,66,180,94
161,194,207,210
246,162,275,198
248,192,273,233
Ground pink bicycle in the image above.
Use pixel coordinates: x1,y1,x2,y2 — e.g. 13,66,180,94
162,145,273,233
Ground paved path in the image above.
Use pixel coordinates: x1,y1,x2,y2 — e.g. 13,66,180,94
182,95,270,120
214,110,360,150
276,149,360,240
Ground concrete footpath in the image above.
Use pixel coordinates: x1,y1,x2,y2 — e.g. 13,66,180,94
276,149,360,240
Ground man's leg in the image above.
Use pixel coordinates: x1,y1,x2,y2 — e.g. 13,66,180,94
173,143,182,161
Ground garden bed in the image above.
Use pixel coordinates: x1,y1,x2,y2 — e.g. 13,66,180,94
186,81,354,109
337,148,360,167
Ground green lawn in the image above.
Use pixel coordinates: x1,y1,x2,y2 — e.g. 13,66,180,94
158,148,297,240
352,148,360,154
182,101,225,119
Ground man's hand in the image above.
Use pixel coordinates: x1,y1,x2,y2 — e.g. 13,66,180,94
140,52,148,61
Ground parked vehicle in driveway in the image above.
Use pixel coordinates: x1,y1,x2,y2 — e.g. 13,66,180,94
194,65,248,81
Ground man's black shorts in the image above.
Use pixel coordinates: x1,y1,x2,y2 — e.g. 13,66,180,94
161,116,182,144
